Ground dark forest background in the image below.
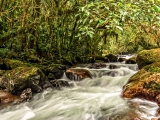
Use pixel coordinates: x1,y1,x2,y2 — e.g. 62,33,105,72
0,0,160,64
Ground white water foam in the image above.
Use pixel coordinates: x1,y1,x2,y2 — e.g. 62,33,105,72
0,64,159,120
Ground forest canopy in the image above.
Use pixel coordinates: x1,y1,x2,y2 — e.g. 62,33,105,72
0,0,160,64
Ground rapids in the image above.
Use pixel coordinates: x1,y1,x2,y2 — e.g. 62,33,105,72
0,62,159,120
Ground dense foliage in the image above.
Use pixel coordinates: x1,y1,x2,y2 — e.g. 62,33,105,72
0,0,160,64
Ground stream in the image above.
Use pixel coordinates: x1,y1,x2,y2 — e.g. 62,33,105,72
0,61,159,120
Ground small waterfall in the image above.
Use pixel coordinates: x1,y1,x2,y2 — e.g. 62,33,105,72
85,63,137,78
64,70,81,81
0,63,159,120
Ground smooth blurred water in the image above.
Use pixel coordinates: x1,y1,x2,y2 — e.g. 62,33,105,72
0,63,159,120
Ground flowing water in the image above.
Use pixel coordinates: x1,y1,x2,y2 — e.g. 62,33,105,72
0,62,159,120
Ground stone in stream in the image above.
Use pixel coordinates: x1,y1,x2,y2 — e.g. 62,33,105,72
0,90,19,104
14,88,32,104
19,88,32,101
50,79,71,89
122,62,160,105
66,68,92,80
109,64,118,69
87,63,106,69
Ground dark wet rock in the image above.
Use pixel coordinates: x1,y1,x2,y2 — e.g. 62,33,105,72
29,75,43,93
44,66,64,79
136,48,160,69
66,68,92,80
88,63,106,69
0,66,46,93
118,57,126,62
42,81,53,89
109,64,118,69
103,56,110,62
20,88,32,101
122,62,160,104
50,79,71,89
0,90,19,104
13,88,32,104
104,54,118,62
125,56,137,64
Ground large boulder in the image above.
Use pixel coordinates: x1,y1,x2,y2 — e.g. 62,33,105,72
0,66,47,94
136,48,160,69
122,62,160,104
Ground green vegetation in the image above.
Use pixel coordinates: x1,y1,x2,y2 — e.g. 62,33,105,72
0,0,160,64
144,62,160,72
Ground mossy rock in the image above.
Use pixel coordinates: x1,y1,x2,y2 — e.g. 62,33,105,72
136,48,160,69
143,62,160,72
0,66,46,93
1,58,31,70
41,63,68,80
122,62,160,103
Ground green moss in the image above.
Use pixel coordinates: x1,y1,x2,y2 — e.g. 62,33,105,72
143,62,160,73
137,48,160,69
12,67,40,79
27,55,41,63
3,59,31,69
1,66,44,92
